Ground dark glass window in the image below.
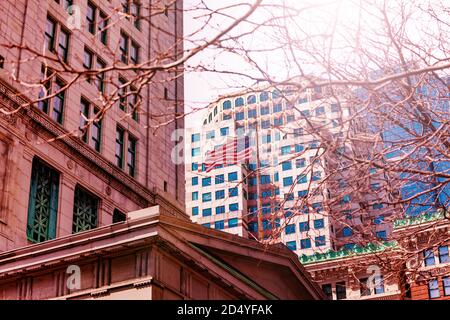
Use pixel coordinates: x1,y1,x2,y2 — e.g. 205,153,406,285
98,11,108,44
91,108,102,152
322,284,333,300
27,158,60,243
52,79,65,124
131,1,141,29
95,58,106,93
80,98,90,143
58,28,70,62
72,186,98,233
424,249,436,266
116,127,125,168
113,209,126,223
428,279,440,299
130,41,139,64
120,33,129,63
127,135,137,177
336,282,346,300
438,246,449,263
86,2,96,34
45,17,56,51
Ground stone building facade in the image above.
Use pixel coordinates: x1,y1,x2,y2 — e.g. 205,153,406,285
0,0,185,252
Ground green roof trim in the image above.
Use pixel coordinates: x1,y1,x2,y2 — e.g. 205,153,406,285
299,241,398,265
393,210,445,229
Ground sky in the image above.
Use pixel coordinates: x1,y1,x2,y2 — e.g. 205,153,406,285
182,0,447,128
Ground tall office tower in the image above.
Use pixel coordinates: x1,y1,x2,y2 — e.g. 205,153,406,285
0,0,185,252
185,83,396,256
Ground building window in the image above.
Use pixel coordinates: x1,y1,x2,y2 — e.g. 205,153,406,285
273,103,282,113
322,284,333,300
215,190,225,200
315,236,326,247
428,279,440,299
215,220,225,230
202,177,211,187
192,177,198,186
285,224,295,234
192,192,198,201
127,135,137,177
286,241,297,251
281,146,290,155
0,55,4,68
299,222,309,232
216,205,225,215
438,246,449,264
281,161,292,171
45,16,56,53
359,278,370,296
98,11,108,44
202,192,212,202
336,282,346,300
374,276,385,294
113,209,126,223
119,32,129,63
202,208,212,217
79,98,102,152
86,2,96,34
192,206,199,216
95,58,106,93
229,187,238,197
72,185,98,233
52,79,65,123
228,172,238,181
283,176,293,187
297,174,307,184
115,127,125,168
83,48,93,81
260,106,270,116
206,130,215,139
229,203,239,212
57,27,70,62
376,230,387,240
235,97,244,107
191,133,200,142
300,238,311,249
191,147,200,157
215,174,224,184
37,66,65,124
202,223,210,228
315,106,325,116
223,100,231,110
314,219,325,229
423,249,436,266
235,111,245,121
443,277,450,296
220,127,229,136
228,218,238,228
296,158,306,168
342,227,353,237
191,163,198,171
27,158,60,243
131,0,141,29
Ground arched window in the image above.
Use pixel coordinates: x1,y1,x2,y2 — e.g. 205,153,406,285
235,97,244,107
247,94,256,104
260,91,269,102
223,100,231,110
272,89,280,99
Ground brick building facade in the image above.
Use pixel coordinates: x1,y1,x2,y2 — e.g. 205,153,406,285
0,0,185,252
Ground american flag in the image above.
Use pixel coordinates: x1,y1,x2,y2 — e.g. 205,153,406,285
203,136,253,173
